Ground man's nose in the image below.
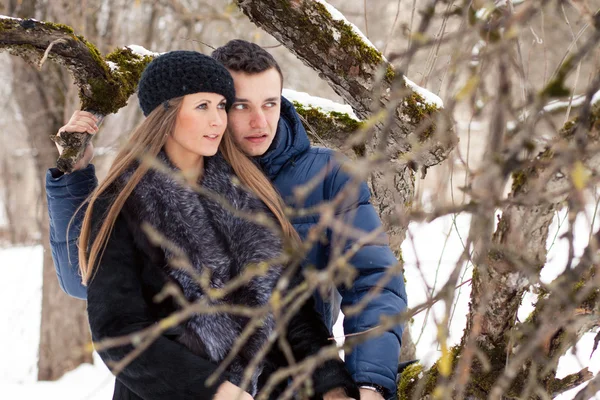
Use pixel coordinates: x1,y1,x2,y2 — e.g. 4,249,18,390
250,109,267,129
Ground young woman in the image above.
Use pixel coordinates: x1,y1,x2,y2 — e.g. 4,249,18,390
72,51,359,400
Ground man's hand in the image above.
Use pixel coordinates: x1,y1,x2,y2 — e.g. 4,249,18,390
359,388,385,400
213,381,253,400
55,110,99,172
323,387,356,400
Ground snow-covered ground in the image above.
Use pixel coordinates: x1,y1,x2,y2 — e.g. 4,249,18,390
1,208,598,398
0,246,115,399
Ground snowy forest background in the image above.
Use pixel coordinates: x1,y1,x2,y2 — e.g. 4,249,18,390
2,0,600,399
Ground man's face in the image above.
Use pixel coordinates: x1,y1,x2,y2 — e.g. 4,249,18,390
227,68,282,157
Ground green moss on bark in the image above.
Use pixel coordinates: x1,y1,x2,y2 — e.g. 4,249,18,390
540,56,574,98
511,169,528,193
385,65,395,83
403,92,439,141
0,18,74,34
292,101,365,155
511,147,553,193
279,0,385,79
396,345,463,399
423,345,463,394
80,47,152,114
43,20,75,34
397,363,423,400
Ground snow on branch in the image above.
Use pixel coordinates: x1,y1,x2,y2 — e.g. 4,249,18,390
283,88,360,120
282,88,365,155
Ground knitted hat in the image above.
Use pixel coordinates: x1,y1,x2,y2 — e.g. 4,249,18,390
137,50,235,116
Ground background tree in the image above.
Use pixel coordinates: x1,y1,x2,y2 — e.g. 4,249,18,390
7,0,96,380
2,0,600,398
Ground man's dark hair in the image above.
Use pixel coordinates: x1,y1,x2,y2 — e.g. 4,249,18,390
212,40,283,86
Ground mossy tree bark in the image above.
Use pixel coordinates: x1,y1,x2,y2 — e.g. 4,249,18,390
399,115,600,394
462,113,600,397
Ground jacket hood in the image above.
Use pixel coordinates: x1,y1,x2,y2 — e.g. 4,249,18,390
257,96,310,179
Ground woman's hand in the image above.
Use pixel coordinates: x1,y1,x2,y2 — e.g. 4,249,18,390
213,381,254,400
323,387,357,400
54,110,99,171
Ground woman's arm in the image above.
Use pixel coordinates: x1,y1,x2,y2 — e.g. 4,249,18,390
276,272,360,399
87,212,229,400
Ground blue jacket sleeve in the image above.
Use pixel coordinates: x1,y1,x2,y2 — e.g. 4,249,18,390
46,164,98,299
326,160,408,397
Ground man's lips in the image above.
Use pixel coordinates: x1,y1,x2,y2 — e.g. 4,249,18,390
245,134,268,144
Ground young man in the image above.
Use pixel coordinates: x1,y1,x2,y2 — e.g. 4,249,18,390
47,40,407,400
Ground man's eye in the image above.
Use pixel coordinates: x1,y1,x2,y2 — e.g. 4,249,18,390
233,104,247,110
196,103,207,110
265,102,277,108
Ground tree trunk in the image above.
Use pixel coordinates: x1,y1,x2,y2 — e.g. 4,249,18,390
11,57,92,381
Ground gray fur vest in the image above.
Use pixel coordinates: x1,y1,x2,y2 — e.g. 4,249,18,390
117,151,283,395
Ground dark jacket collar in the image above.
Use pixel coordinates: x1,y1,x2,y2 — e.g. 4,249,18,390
257,96,310,179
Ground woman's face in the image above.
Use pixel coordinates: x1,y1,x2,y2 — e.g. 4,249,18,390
165,92,227,170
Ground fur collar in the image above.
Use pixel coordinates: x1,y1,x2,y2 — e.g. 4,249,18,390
118,151,284,394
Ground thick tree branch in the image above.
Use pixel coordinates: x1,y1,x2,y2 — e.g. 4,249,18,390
0,16,152,172
453,103,600,397
574,371,600,400
469,106,600,350
234,0,456,169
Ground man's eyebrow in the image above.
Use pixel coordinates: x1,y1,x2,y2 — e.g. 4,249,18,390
233,97,281,103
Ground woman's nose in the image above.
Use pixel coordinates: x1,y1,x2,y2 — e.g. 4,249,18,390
210,110,225,127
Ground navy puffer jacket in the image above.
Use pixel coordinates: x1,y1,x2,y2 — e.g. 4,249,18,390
46,97,407,396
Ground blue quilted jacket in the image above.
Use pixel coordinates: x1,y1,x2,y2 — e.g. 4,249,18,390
46,97,407,396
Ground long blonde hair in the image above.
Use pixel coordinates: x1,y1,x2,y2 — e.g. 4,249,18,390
78,97,298,285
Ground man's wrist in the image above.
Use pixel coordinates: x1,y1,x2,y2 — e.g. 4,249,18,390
357,382,387,398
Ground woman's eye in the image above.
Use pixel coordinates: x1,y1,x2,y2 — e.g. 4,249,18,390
196,103,207,110
218,103,226,109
